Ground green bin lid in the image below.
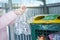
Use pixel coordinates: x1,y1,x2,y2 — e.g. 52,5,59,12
43,15,59,20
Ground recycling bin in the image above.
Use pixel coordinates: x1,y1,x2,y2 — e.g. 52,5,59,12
29,15,60,40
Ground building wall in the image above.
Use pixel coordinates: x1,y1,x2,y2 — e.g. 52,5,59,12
49,6,60,14
25,7,43,20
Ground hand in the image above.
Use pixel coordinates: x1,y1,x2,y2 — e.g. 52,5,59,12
15,6,26,15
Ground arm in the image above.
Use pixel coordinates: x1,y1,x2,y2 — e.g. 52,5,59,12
0,6,26,29
0,11,17,29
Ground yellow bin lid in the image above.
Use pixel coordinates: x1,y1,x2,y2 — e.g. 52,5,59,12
29,15,60,24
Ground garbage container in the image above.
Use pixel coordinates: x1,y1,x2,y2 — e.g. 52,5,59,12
29,15,60,40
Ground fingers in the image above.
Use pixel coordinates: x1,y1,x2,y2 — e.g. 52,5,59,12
14,6,26,15
22,6,26,10
21,6,26,11
20,6,27,14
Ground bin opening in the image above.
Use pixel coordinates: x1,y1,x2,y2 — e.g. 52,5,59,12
34,16,44,20
57,16,60,20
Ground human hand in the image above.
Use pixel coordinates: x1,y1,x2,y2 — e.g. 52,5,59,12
14,6,26,15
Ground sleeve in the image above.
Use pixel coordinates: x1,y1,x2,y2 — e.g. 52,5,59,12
0,11,17,29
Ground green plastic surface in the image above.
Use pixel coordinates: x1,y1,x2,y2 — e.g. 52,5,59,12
43,15,59,20
30,23,60,40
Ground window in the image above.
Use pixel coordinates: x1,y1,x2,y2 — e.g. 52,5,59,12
12,0,44,7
